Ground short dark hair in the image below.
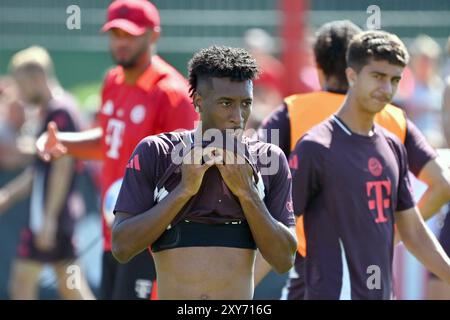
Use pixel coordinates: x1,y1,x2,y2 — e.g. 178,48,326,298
314,20,362,86
346,30,409,72
188,46,259,97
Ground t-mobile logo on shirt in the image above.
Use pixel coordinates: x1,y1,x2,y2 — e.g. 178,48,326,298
366,180,391,223
105,118,125,159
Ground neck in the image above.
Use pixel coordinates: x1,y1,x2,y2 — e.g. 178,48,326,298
323,76,348,93
40,84,54,106
123,52,151,84
336,91,375,136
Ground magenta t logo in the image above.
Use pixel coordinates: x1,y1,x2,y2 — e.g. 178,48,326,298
366,180,391,223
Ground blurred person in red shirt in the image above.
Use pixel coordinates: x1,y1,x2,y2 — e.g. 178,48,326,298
36,0,198,300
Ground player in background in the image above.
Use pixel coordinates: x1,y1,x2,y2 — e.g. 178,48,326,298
290,30,450,299
0,46,94,300
257,21,450,299
35,0,198,299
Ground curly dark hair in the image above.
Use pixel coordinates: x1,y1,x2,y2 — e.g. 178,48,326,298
314,20,362,88
347,30,410,72
188,46,260,97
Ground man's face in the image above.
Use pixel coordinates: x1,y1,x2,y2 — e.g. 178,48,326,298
351,59,403,113
14,70,44,105
109,28,150,68
196,77,253,133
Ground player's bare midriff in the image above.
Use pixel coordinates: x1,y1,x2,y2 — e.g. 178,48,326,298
154,246,255,299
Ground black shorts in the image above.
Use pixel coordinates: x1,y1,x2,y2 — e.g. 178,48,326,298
430,209,450,279
17,228,76,263
100,249,157,300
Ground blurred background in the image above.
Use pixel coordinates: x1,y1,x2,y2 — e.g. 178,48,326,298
1,0,450,299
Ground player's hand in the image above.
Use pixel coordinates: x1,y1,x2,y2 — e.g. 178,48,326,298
0,189,12,214
35,220,57,252
36,122,67,162
216,149,255,199
179,146,222,196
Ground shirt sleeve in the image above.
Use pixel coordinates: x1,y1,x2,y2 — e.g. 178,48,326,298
47,109,76,132
404,119,437,176
258,103,291,158
114,137,159,215
264,145,295,227
393,140,416,212
289,138,325,216
155,86,199,133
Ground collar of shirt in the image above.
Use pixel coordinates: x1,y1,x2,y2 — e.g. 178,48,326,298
114,58,163,91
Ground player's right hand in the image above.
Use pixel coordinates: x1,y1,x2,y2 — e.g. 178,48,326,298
179,146,222,196
36,121,67,162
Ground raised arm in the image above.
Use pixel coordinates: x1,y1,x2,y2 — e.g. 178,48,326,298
36,122,103,161
112,146,215,263
216,147,297,274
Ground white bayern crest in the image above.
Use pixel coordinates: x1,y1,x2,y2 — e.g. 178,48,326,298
130,105,146,124
102,100,114,116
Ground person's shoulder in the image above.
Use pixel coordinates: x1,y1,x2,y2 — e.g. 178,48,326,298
153,56,189,89
380,103,406,122
247,136,285,158
300,117,334,147
138,130,192,153
377,123,403,145
50,90,78,110
376,124,406,157
284,91,344,109
152,57,191,102
103,66,122,84
47,90,81,125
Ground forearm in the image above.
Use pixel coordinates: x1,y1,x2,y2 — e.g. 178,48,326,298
417,184,450,221
44,157,74,223
112,185,193,263
239,190,297,273
400,219,450,283
3,167,33,203
416,158,450,221
254,250,273,286
58,127,103,160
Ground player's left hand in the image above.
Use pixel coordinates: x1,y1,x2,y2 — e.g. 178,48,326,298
216,149,256,198
35,220,57,252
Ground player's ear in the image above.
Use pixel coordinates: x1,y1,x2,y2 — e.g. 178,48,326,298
346,67,357,87
193,92,203,113
148,28,160,43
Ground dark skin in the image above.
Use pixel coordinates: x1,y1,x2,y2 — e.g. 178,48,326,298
112,77,296,299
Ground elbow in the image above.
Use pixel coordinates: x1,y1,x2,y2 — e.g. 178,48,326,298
397,228,416,251
272,252,295,274
111,227,132,264
272,240,297,274
112,242,132,264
